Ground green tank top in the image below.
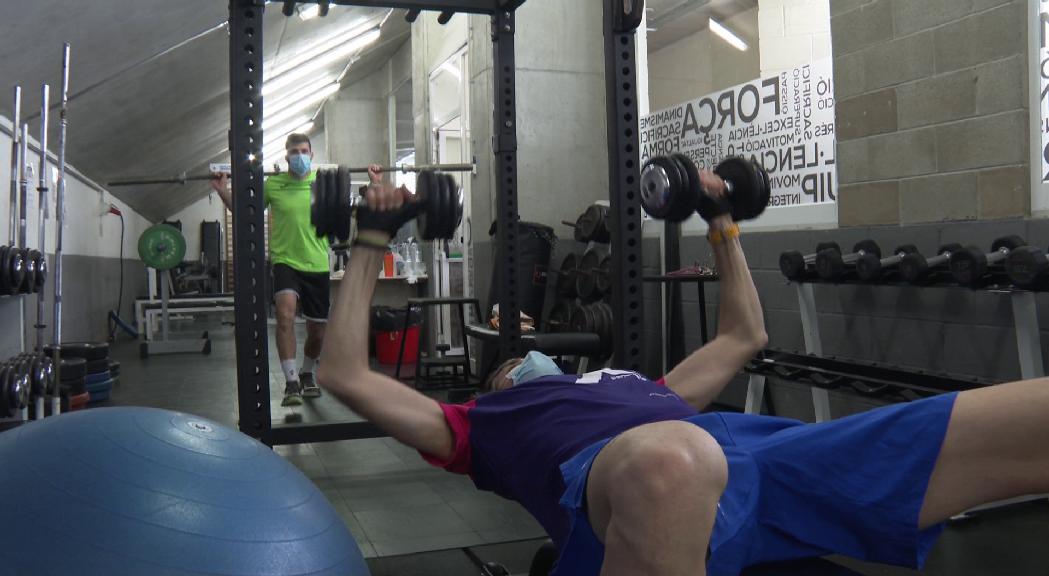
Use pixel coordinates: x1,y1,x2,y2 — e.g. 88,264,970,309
263,171,330,273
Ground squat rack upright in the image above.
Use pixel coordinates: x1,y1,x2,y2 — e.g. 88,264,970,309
228,0,645,445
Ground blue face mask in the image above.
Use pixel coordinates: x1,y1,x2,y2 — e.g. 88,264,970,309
508,351,563,386
288,153,311,177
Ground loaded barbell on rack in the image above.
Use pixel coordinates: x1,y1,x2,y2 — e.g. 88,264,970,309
949,235,1027,287
779,242,841,281
899,243,964,284
640,154,771,222
815,240,880,281
310,167,464,242
106,162,476,188
855,245,920,282
1005,245,1049,288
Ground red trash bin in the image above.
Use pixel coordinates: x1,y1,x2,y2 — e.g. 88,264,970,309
376,326,420,365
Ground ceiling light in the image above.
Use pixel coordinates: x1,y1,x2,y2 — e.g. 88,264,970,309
266,76,335,118
709,18,748,51
264,82,339,131
263,28,380,96
267,18,370,78
297,3,320,20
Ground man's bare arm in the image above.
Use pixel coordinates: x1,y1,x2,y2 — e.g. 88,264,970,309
664,190,767,411
211,173,233,211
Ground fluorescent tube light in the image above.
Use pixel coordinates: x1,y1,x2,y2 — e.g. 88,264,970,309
709,18,748,51
263,28,380,96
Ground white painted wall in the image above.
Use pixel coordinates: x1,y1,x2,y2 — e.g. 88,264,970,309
0,115,151,260
166,193,225,261
759,0,831,75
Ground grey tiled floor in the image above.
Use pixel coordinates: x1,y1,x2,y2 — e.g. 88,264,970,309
107,323,545,561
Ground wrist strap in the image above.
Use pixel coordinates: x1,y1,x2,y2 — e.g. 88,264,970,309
354,230,390,250
707,223,740,246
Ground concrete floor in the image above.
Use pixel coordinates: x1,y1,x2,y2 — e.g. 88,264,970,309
105,321,1049,575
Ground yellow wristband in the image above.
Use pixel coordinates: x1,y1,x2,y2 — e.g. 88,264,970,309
707,223,740,246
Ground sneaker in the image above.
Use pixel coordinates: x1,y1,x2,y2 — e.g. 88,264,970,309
301,372,322,398
281,381,303,407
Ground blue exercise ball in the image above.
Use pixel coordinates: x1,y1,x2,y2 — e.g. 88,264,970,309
0,407,370,576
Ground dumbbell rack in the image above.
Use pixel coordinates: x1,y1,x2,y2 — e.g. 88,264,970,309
745,282,1046,421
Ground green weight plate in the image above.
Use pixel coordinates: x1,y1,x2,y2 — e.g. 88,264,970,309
138,224,186,270
336,166,353,242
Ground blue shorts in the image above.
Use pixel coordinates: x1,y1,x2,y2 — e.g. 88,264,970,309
553,393,958,576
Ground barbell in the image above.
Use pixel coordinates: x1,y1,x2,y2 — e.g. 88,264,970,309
641,154,770,223
106,163,476,188
311,167,464,243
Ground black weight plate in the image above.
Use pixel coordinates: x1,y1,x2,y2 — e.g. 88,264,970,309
672,153,703,225
8,248,25,295
595,254,612,294
853,240,881,259
310,171,327,238
754,160,771,216
599,205,612,243
991,235,1026,253
854,253,883,282
0,245,8,294
815,247,846,280
442,174,462,239
1006,246,1048,287
32,250,46,290
640,157,688,221
60,375,86,396
546,299,574,332
779,251,807,280
20,250,35,293
46,342,109,361
578,205,601,243
416,171,437,240
664,155,697,223
438,173,454,240
58,356,87,380
573,211,589,243
336,166,353,242
326,169,340,241
557,254,579,297
949,246,987,286
714,157,762,222
86,358,110,375
430,171,448,240
576,249,602,301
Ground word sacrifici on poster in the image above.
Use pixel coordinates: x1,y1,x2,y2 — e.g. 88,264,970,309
640,59,837,208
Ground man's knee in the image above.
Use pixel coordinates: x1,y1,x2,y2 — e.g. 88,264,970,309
607,422,727,508
275,296,297,326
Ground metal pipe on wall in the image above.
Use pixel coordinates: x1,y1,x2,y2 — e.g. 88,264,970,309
9,87,20,246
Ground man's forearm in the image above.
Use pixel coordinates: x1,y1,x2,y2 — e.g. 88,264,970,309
320,247,383,377
217,186,233,212
710,220,765,344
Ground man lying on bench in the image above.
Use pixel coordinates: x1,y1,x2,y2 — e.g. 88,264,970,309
319,171,1049,576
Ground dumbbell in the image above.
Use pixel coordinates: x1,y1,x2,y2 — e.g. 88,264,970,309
311,167,463,242
899,244,964,284
855,245,920,282
0,363,28,417
0,245,27,295
779,242,841,281
20,250,37,294
31,250,46,292
949,235,1026,287
1005,246,1049,288
640,154,770,223
815,240,881,281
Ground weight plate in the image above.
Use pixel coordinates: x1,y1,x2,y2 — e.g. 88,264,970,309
640,157,689,222
417,171,438,240
86,358,110,375
323,169,339,241
853,240,881,259
32,250,46,290
578,205,599,243
0,246,8,294
991,235,1026,253
546,299,574,332
576,249,602,301
816,241,840,255
441,174,461,240
310,172,327,238
138,224,186,270
316,168,332,239
854,253,883,282
779,251,807,280
715,157,763,222
815,247,845,280
429,171,447,241
557,254,579,297
573,210,589,243
949,246,987,286
58,356,87,380
45,342,109,361
20,248,35,294
1006,246,1049,287
672,153,702,227
336,167,353,242
8,248,25,295
595,254,612,294
0,365,12,417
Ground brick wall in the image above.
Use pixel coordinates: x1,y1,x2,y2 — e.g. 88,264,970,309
831,0,1029,226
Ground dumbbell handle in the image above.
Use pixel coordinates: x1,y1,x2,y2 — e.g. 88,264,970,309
877,249,911,268
983,246,1012,265
839,247,876,266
